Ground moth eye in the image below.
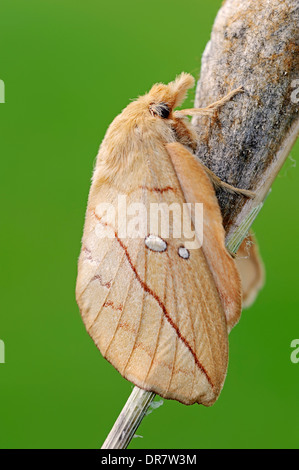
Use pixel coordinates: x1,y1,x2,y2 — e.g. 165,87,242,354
150,102,170,119
178,246,190,259
145,234,167,252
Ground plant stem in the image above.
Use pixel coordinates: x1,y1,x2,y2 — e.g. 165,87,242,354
101,387,155,449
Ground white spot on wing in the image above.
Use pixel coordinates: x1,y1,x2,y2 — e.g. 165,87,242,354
145,234,167,252
178,246,190,259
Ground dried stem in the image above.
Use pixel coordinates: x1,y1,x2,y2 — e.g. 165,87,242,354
101,387,155,449
101,0,299,449
193,0,299,235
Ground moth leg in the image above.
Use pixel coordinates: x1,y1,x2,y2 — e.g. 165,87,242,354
174,86,244,118
228,249,236,259
171,117,198,152
198,161,256,199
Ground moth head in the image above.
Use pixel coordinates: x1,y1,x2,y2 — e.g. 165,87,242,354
147,73,195,119
108,73,198,155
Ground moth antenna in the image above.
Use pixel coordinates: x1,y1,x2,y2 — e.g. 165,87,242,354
169,73,195,108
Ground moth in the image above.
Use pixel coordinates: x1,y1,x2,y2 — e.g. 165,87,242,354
76,73,263,406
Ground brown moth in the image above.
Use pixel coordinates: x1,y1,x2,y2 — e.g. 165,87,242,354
76,73,263,406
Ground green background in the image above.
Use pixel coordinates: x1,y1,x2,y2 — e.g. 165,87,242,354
0,0,298,449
